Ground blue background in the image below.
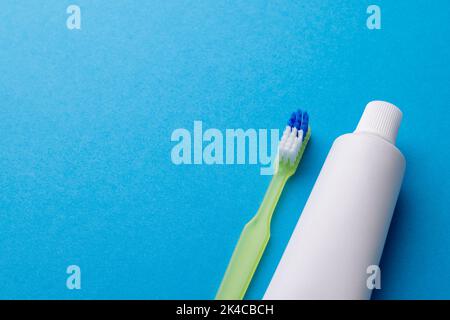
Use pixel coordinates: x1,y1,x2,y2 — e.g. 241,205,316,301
0,0,449,299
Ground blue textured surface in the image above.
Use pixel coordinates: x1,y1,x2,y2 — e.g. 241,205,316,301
0,1,449,299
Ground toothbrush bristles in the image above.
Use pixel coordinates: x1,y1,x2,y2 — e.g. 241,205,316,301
279,110,309,165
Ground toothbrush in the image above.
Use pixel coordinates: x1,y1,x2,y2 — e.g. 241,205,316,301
215,110,311,300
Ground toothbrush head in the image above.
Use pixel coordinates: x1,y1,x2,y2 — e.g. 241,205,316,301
278,109,311,175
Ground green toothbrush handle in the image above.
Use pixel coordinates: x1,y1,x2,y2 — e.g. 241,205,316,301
215,173,288,300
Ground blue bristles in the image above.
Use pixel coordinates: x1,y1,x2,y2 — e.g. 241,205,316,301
300,112,309,134
288,112,296,127
287,109,309,139
302,112,309,125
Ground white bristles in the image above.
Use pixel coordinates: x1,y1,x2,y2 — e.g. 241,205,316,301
281,126,290,143
279,126,305,165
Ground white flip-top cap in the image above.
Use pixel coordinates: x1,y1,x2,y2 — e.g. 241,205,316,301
355,101,403,144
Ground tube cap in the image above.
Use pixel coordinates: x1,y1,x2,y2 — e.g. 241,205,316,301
355,101,403,144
